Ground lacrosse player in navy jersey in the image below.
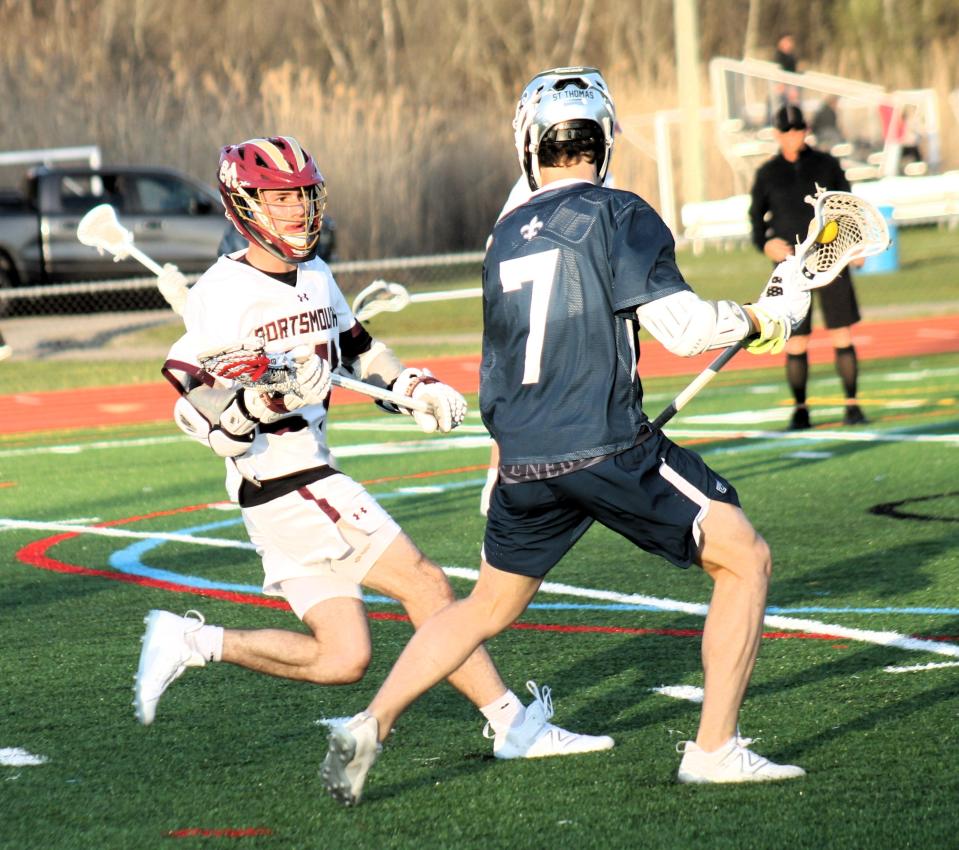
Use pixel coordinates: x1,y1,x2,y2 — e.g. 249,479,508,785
133,136,611,763
324,68,810,804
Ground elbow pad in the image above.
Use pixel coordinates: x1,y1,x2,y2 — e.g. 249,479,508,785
637,291,752,357
347,339,404,387
207,428,255,458
173,394,255,459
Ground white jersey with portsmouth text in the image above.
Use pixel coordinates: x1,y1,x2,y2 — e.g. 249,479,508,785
174,254,354,493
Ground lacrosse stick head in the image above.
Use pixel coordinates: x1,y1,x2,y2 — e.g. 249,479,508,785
795,190,890,290
76,203,133,260
197,337,297,393
351,279,411,322
217,136,327,265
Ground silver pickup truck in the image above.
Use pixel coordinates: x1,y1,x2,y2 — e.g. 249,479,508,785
0,164,226,290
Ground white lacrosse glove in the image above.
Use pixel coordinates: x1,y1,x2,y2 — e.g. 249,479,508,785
283,348,332,409
241,389,287,424
392,368,467,434
480,467,498,516
157,264,190,315
745,256,811,355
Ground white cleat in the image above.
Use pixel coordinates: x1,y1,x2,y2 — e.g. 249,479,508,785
321,712,381,806
133,609,206,725
677,736,806,784
485,681,615,760
0,344,11,362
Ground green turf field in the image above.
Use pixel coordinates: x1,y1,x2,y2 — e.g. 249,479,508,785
2,342,958,849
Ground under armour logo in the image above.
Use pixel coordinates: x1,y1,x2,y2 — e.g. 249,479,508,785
520,216,543,241
297,293,309,302
352,507,368,521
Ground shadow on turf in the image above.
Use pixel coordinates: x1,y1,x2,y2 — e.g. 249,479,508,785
739,639,959,767
770,534,959,602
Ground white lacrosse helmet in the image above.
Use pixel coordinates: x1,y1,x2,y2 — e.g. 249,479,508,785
513,66,616,190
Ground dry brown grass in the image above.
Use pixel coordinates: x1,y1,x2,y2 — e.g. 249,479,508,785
1,0,956,257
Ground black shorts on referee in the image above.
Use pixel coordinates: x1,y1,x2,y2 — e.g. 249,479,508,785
483,429,741,579
794,268,861,334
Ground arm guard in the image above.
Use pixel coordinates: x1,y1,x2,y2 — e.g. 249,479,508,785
636,290,753,357
343,339,404,388
173,392,256,459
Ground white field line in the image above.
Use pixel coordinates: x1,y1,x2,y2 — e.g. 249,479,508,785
884,661,959,673
4,425,957,462
442,567,959,660
0,518,255,550
3,504,957,663
0,434,492,460
0,748,47,766
651,685,704,703
664,427,959,445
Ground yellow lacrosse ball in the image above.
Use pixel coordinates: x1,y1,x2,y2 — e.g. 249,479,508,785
816,220,839,244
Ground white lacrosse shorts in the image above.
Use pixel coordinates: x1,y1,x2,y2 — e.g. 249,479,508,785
241,472,400,617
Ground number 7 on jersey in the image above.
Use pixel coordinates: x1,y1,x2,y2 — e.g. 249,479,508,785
498,248,560,385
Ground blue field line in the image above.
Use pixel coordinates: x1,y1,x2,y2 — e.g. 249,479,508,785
108,519,958,616
108,518,262,594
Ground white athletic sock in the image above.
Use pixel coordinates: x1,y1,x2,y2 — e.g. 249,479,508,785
480,689,525,729
191,625,224,663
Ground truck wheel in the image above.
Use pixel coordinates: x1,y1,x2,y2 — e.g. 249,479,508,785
0,257,14,318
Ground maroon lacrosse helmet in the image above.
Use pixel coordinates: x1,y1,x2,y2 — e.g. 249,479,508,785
217,136,327,264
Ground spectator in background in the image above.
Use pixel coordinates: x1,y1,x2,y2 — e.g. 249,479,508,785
773,33,800,108
749,105,868,430
811,95,843,151
774,34,798,73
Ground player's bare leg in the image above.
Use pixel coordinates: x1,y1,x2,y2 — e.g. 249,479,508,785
694,500,770,750
365,560,542,738
361,532,513,709
677,499,804,782
221,597,372,684
321,561,615,804
134,598,373,724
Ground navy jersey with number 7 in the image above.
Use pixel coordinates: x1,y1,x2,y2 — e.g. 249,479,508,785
480,181,691,467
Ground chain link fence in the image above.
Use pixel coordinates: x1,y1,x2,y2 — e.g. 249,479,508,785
0,252,484,317
0,252,485,362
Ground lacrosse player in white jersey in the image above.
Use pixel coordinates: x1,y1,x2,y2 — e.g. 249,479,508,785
134,136,612,764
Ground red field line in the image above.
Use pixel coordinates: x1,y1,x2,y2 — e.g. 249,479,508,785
2,314,957,435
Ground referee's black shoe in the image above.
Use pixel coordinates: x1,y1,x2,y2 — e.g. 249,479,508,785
843,404,868,426
788,407,811,430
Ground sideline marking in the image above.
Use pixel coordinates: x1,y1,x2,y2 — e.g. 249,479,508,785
6,485,959,621
0,434,492,460
168,828,272,839
314,717,353,728
8,471,958,663
884,661,959,674
443,567,959,660
0,748,47,767
651,686,703,703
0,518,255,550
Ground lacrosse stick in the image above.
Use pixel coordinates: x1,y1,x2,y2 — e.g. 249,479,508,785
76,202,190,312
198,337,432,414
76,206,433,413
76,203,165,276
649,190,890,431
352,279,483,322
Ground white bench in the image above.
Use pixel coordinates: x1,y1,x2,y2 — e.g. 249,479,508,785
679,173,959,249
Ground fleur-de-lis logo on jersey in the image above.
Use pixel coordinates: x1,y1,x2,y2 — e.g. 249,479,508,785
520,216,543,241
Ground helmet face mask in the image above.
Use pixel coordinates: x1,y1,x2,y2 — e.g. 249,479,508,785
512,67,616,190
218,136,327,264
